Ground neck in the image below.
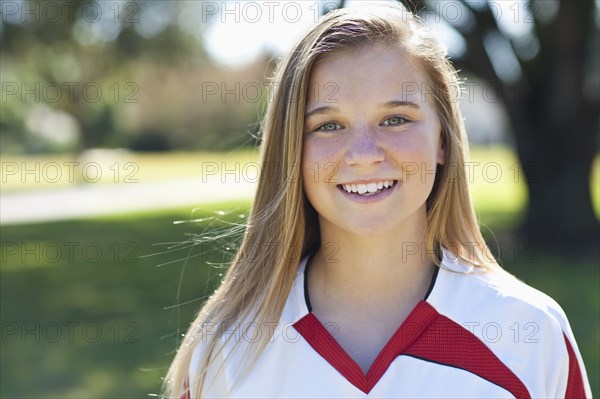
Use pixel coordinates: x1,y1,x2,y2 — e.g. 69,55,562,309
311,209,435,307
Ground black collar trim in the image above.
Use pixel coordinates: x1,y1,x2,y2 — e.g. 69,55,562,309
424,266,440,300
303,251,316,312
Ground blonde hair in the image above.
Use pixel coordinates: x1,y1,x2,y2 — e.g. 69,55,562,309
163,2,498,397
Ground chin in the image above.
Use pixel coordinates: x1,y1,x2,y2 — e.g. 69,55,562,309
343,219,399,237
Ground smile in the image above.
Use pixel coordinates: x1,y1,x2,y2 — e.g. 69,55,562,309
337,180,398,196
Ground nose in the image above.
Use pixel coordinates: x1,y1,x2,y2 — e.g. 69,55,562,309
344,127,385,166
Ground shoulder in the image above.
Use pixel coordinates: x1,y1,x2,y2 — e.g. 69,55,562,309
429,248,570,330
425,248,591,397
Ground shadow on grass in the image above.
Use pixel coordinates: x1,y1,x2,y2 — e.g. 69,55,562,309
1,202,598,397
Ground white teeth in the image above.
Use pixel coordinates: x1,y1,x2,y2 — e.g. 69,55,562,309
341,180,396,194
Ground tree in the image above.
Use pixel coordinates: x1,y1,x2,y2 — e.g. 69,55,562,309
336,0,599,255
1,0,208,152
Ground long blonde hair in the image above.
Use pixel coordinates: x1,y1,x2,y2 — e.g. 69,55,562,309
163,2,498,397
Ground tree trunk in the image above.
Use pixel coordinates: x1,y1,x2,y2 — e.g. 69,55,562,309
509,0,599,256
511,104,598,255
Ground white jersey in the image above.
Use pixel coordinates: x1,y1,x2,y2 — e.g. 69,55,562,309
185,249,591,398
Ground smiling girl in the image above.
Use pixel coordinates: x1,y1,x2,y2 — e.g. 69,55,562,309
164,2,590,398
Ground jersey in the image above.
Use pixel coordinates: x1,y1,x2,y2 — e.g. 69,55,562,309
186,248,591,398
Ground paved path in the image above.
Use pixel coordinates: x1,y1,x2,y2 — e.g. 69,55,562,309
1,177,257,225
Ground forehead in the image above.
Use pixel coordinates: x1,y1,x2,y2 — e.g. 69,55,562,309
307,44,433,107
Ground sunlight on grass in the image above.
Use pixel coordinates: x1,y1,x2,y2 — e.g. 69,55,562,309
591,154,600,218
0,149,259,192
469,145,599,220
469,145,528,215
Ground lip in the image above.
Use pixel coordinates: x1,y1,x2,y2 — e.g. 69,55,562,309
336,179,399,203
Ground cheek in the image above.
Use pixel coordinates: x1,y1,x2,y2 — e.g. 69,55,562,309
301,141,332,212
387,135,438,163
301,140,316,185
302,138,341,185
301,141,323,193
386,135,440,182
303,136,342,160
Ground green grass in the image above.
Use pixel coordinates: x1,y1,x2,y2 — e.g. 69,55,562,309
1,202,598,398
0,149,259,192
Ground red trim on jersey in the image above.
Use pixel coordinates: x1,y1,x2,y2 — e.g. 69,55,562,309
404,308,530,398
293,313,369,391
563,332,587,398
294,301,531,397
293,301,438,393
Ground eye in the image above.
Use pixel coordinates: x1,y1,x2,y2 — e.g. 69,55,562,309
382,116,410,126
315,122,342,132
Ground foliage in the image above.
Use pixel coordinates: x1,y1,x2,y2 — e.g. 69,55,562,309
1,1,270,154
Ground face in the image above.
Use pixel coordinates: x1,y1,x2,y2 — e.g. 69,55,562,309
301,44,445,238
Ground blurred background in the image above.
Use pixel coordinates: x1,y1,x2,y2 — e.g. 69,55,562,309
1,0,598,397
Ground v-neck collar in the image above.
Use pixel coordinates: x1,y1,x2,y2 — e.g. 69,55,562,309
292,253,531,398
296,253,440,393
294,300,438,393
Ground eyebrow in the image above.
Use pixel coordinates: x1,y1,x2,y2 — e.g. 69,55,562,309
304,100,420,119
379,100,421,110
304,105,340,119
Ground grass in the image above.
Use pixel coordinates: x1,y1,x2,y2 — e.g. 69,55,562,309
1,202,598,398
0,149,259,192
1,202,249,398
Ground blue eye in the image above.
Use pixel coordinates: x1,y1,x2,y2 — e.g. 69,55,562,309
317,122,341,132
382,116,409,126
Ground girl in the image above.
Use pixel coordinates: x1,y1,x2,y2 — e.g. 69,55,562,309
165,2,591,397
